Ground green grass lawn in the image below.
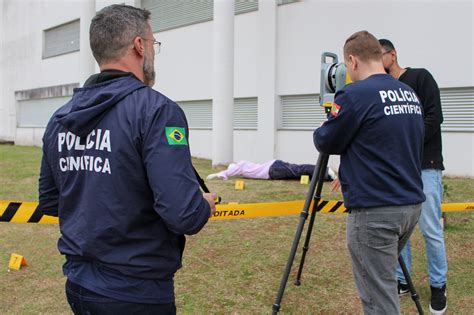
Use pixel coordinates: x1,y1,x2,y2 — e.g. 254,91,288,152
1,145,473,314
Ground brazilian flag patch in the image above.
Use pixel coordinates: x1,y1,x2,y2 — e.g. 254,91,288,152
331,103,341,117
165,127,188,145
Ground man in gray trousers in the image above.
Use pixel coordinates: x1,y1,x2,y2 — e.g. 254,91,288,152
314,30,425,314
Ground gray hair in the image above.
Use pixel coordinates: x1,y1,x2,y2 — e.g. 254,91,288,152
90,4,151,64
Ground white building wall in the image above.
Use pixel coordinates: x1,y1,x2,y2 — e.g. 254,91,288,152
156,11,257,100
0,0,135,144
442,133,474,177
15,127,46,147
277,0,473,95
187,130,212,159
211,0,235,166
276,130,316,163
0,1,82,143
186,130,260,163
155,10,260,162
275,0,474,177
1,0,473,176
155,20,214,100
256,0,278,162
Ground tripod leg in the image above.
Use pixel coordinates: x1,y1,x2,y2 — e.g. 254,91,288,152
272,153,329,314
294,155,329,286
398,256,424,315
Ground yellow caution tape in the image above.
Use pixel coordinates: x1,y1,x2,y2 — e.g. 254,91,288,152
212,199,346,221
1,200,473,224
439,202,474,213
0,201,58,224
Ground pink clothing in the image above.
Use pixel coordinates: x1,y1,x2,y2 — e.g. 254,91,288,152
213,160,276,180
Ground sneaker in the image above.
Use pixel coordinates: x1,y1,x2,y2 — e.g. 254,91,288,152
398,281,410,296
206,173,219,180
429,285,447,314
327,167,337,180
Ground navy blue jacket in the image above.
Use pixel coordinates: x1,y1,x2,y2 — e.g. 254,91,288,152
39,74,210,281
314,74,425,209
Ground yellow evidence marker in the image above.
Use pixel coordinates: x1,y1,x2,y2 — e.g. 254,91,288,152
8,253,27,271
300,175,310,185
235,180,245,190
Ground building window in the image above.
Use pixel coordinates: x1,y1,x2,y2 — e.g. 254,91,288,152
177,100,213,129
234,97,258,129
278,88,474,132
235,0,259,14
43,19,80,59
280,94,325,130
441,87,474,132
15,83,78,128
17,97,71,128
177,97,258,130
142,0,258,33
278,0,299,5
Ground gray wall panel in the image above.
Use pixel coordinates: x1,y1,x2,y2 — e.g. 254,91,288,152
142,0,258,32
441,87,474,132
43,20,80,58
18,97,71,128
280,94,324,130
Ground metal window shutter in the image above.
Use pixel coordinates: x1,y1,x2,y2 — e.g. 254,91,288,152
18,97,71,128
142,0,258,33
278,0,298,5
177,100,212,129
43,20,80,58
234,97,257,129
280,94,325,130
142,0,213,33
235,0,258,15
440,87,474,132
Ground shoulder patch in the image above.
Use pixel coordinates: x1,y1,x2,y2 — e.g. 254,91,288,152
165,127,188,145
331,103,341,117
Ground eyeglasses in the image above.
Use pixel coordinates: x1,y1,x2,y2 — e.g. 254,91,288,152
142,38,162,54
382,50,393,55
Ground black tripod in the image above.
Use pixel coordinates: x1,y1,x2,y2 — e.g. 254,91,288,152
271,152,424,314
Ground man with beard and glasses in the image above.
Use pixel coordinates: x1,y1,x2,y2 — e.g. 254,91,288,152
379,38,448,315
38,4,216,314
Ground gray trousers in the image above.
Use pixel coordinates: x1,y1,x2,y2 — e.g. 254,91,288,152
347,204,422,315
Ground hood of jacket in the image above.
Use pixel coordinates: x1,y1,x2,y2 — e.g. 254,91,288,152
55,75,146,137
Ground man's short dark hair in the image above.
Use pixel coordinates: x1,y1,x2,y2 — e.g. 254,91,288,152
90,4,151,64
344,31,382,62
379,39,396,52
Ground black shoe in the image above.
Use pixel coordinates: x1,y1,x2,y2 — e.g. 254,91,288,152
429,285,447,314
398,281,410,296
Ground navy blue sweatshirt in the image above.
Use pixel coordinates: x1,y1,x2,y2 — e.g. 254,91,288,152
38,72,210,303
314,74,425,209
